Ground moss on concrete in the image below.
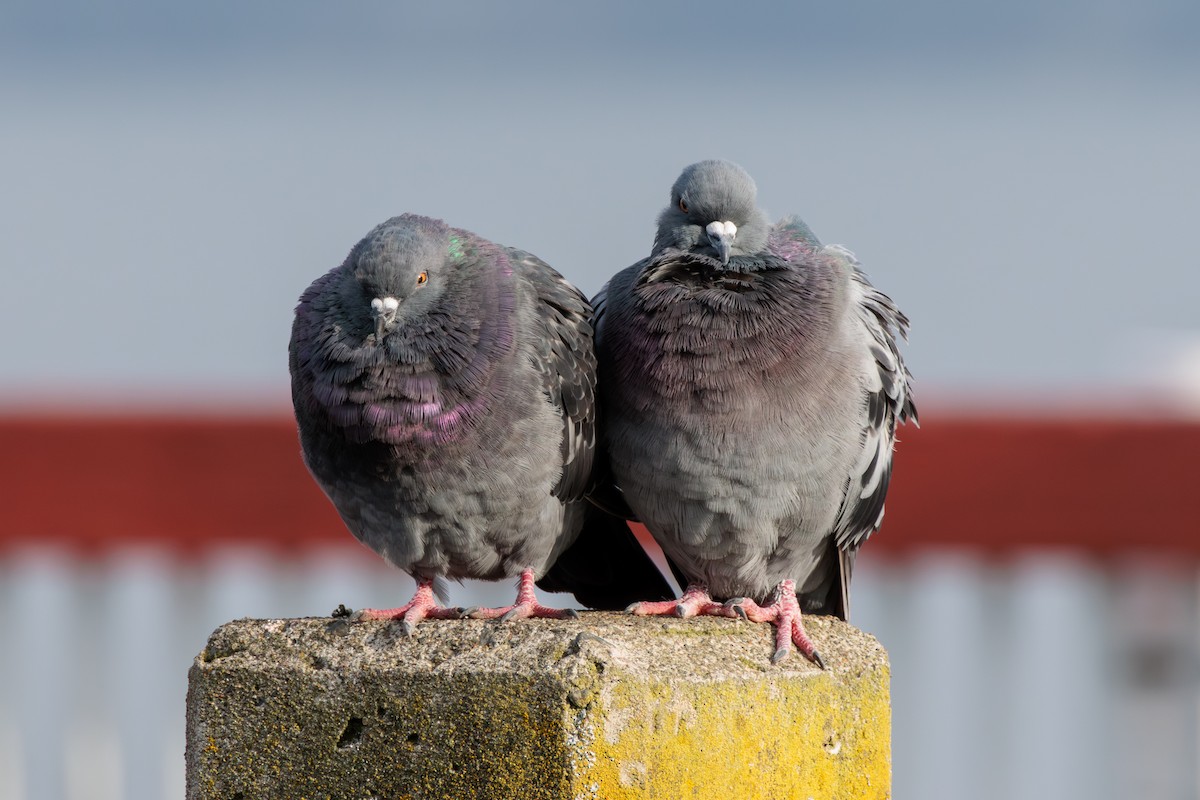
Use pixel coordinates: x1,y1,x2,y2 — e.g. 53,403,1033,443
187,613,890,800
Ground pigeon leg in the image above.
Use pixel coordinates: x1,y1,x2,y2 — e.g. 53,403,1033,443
726,580,825,667
466,569,580,621
627,582,726,618
354,579,463,636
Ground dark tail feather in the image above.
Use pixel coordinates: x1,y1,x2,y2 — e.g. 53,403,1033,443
538,504,675,610
797,540,853,622
835,547,855,622
583,465,640,522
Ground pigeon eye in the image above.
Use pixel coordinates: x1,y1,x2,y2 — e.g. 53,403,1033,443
678,197,689,213
416,271,428,286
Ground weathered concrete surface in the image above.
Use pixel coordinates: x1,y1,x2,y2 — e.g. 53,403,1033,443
186,613,890,800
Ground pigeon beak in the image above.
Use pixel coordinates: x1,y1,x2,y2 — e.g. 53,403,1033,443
370,296,400,339
706,221,738,265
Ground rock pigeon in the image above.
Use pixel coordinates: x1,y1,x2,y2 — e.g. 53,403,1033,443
595,160,917,664
289,213,662,632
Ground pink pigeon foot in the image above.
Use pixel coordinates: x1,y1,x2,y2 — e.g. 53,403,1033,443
353,579,464,636
626,582,726,618
466,569,580,621
726,579,825,667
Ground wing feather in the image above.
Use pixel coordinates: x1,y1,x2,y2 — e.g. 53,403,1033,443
827,245,918,557
507,248,598,502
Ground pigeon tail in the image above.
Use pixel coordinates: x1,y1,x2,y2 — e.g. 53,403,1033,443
537,503,675,609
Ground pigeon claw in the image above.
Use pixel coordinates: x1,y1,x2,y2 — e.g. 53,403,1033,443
629,583,725,618
467,568,579,622
627,598,685,616
729,579,824,667
352,579,461,634
725,600,749,622
469,601,578,621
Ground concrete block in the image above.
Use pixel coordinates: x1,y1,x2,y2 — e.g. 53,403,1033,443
186,613,890,799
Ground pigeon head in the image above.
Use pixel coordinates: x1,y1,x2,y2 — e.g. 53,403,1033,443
653,160,771,264
340,214,457,340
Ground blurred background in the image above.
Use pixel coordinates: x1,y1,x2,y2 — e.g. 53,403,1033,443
2,1,1199,798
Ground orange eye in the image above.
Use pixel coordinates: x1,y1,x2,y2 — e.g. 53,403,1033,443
416,271,428,286
678,197,688,213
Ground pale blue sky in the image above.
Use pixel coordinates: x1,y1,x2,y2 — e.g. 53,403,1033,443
3,2,1198,409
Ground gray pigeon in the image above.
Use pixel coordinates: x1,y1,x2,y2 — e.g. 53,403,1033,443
289,213,608,631
596,161,917,664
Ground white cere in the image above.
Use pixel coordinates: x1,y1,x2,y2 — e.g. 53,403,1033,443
706,220,738,239
371,296,400,313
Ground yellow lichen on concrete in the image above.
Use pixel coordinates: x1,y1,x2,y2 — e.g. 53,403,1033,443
578,666,891,799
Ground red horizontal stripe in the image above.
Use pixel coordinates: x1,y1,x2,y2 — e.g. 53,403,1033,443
1,415,1195,558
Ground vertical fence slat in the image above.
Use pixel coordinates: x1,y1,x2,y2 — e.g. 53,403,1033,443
1111,562,1200,800
105,551,177,800
999,554,1114,800
887,554,1000,800
6,552,75,800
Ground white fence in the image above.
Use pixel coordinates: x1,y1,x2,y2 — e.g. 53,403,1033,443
1,548,1196,799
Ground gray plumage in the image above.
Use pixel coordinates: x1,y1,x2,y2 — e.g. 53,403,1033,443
289,214,598,612
597,160,917,631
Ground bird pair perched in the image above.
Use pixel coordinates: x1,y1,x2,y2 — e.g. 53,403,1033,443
289,160,917,665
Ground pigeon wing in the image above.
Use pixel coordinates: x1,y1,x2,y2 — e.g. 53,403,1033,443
826,244,918,615
508,247,598,502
